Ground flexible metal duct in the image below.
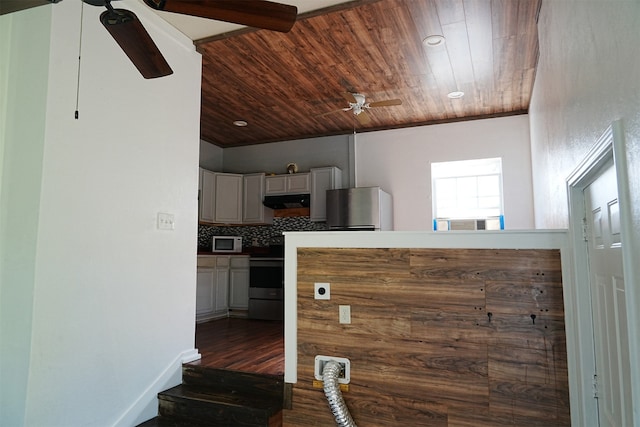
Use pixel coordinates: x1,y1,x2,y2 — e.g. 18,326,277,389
322,361,357,427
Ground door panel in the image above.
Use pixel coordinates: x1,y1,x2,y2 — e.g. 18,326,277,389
585,160,631,427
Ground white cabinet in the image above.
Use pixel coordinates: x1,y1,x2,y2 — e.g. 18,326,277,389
229,256,250,311
196,256,230,322
214,173,243,224
310,166,343,222
195,269,215,319
196,255,249,321
265,173,310,195
243,173,273,224
200,170,272,225
265,175,287,194
199,167,341,223
214,267,229,313
198,168,216,223
287,173,310,193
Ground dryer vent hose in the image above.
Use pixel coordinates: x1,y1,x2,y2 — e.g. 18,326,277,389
322,360,357,427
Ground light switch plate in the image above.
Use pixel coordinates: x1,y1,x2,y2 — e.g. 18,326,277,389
157,212,175,230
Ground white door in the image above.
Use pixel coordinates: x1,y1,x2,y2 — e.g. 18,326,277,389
584,160,632,427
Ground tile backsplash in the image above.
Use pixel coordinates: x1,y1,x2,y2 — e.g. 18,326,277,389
198,216,328,250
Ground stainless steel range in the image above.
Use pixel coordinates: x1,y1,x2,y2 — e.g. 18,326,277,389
248,257,284,320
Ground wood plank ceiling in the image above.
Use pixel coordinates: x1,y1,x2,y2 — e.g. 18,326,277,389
197,0,541,148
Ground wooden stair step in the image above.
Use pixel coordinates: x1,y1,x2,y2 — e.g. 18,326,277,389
158,384,282,426
182,364,284,400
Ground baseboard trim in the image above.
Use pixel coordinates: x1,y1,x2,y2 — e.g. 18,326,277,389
181,348,201,364
112,348,201,427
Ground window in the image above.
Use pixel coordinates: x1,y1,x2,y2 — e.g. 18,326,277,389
431,157,504,231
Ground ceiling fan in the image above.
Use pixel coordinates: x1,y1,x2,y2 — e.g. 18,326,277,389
0,0,298,79
318,92,402,125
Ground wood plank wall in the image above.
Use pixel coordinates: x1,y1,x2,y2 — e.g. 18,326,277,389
283,248,570,426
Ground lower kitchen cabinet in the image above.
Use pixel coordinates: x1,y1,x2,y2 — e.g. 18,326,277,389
196,267,228,322
229,256,250,312
196,255,249,322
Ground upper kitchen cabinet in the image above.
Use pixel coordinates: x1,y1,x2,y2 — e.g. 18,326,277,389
243,173,273,224
214,173,243,224
265,173,310,195
200,169,273,225
310,166,343,222
199,168,216,223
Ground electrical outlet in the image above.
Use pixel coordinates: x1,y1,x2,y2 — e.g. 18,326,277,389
339,305,351,324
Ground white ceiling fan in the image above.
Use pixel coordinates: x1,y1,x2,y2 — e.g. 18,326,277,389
318,92,402,125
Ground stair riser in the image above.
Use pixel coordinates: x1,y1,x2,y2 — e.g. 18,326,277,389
182,365,284,399
159,396,280,427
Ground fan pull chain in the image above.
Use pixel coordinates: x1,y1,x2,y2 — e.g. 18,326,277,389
74,0,85,120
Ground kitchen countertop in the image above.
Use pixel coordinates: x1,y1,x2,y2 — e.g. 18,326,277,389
197,251,250,256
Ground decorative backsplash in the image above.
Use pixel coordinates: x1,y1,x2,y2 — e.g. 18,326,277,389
198,216,328,250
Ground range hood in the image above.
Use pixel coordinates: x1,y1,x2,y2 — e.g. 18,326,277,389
263,194,310,209
326,187,393,230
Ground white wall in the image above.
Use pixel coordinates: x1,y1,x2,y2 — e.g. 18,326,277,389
355,115,534,231
0,6,51,425
1,1,202,425
199,139,224,171
529,1,640,425
222,134,352,187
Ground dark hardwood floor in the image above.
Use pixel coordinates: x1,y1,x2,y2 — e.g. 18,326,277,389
191,317,284,376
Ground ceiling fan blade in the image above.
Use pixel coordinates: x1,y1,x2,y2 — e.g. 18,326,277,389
0,0,60,16
368,99,402,108
100,8,173,79
144,0,297,33
356,111,371,125
341,92,358,104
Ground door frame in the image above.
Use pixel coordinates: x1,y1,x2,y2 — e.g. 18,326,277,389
566,120,636,426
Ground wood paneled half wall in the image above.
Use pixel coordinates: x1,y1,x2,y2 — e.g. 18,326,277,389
285,248,570,426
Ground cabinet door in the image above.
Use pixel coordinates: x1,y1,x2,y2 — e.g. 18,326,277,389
214,173,243,223
214,268,229,313
243,173,273,224
265,175,287,194
196,269,215,320
229,269,250,309
287,173,310,193
229,256,250,309
199,169,216,223
310,167,342,221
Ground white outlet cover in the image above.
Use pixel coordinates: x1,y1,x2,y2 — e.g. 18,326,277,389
314,282,330,300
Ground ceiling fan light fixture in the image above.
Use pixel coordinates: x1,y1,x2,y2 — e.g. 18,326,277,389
233,120,248,127
422,35,445,47
447,91,465,99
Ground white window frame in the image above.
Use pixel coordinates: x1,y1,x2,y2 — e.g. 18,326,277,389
431,157,504,230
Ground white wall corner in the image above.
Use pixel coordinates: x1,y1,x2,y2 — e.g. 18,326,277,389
112,348,200,427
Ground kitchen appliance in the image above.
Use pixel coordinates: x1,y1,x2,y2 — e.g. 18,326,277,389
248,257,284,320
262,193,310,209
326,186,393,230
211,236,242,253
